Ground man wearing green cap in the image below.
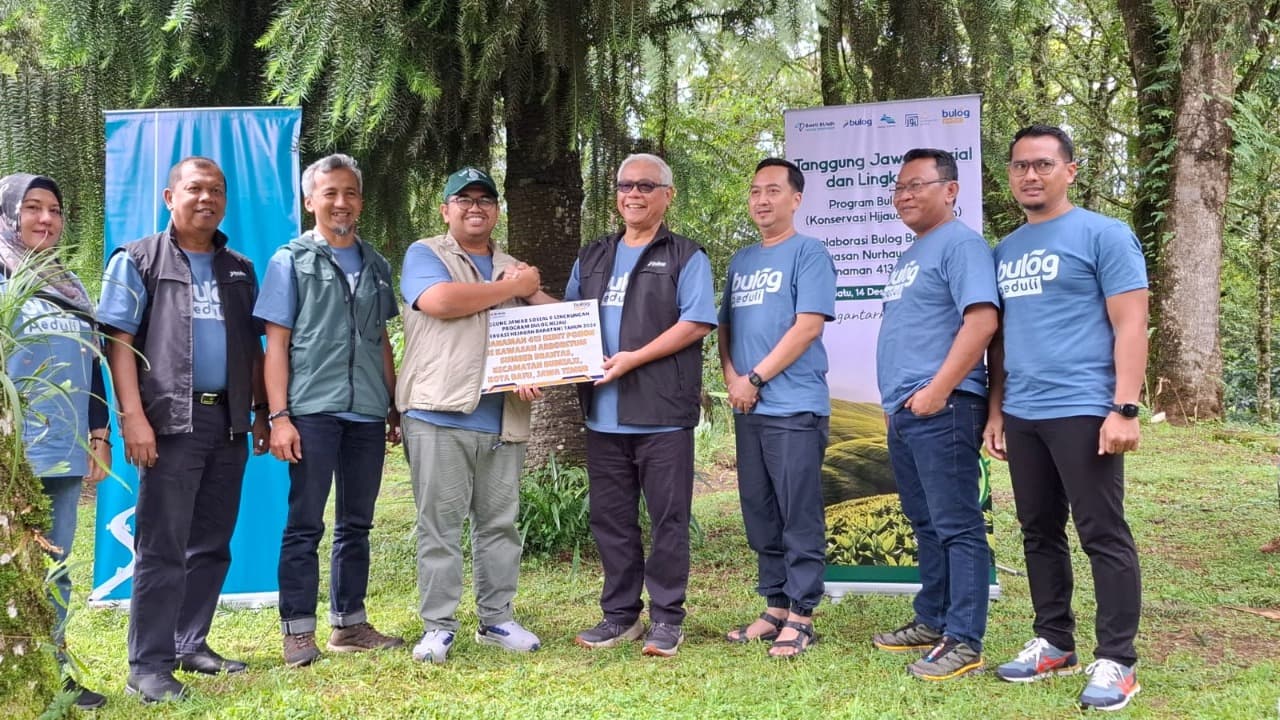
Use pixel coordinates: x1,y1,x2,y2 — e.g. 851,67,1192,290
398,167,557,664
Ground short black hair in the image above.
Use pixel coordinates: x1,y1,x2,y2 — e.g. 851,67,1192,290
1009,125,1075,162
901,148,958,181
167,156,224,190
755,157,804,193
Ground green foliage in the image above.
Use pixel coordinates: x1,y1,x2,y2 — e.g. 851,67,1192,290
825,493,917,566
516,454,590,560
1222,64,1280,420
0,255,67,718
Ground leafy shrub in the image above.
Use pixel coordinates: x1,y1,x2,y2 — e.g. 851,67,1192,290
825,494,918,566
517,454,591,559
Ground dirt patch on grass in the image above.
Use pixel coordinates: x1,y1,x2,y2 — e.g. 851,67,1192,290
696,464,738,496
1146,609,1280,665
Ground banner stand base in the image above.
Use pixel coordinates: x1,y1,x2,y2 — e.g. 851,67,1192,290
826,582,1002,603
88,591,279,611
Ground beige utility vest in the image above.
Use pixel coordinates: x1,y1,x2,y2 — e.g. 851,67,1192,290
395,232,533,442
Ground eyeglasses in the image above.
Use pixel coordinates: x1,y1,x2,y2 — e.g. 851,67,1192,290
616,181,670,194
891,179,951,196
448,196,498,210
1007,158,1062,176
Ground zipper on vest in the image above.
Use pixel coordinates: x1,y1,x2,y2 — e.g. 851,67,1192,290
323,247,359,414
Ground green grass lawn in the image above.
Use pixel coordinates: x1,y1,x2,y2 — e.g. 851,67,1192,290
59,421,1279,719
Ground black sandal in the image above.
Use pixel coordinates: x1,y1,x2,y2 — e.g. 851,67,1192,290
725,612,786,643
768,620,817,657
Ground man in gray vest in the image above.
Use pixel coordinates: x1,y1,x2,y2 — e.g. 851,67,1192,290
398,167,557,664
254,153,403,667
99,157,269,702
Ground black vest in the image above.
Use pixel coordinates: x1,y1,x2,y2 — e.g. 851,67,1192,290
576,226,706,428
118,227,260,435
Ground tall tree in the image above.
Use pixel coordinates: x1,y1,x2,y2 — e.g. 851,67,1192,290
1118,0,1279,422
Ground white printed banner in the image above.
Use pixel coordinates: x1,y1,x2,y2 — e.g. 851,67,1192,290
481,300,606,394
785,95,998,597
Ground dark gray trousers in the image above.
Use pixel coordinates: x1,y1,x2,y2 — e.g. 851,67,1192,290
127,402,247,674
586,428,694,626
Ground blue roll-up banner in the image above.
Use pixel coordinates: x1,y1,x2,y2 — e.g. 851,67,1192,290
90,107,301,607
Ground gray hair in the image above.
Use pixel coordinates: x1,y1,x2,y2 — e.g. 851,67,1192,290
302,153,363,197
616,153,674,187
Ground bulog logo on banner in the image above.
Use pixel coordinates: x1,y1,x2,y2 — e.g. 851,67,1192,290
784,95,1000,599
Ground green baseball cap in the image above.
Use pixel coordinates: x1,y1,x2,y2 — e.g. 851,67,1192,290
443,167,499,201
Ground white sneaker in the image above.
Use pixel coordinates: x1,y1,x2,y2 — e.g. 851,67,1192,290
412,629,455,663
475,621,541,652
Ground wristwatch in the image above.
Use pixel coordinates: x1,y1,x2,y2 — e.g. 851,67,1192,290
1111,403,1140,418
748,371,767,388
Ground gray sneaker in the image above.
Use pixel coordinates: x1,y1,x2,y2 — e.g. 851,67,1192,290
872,620,944,653
283,632,321,667
908,638,985,681
641,622,684,658
327,622,405,653
575,619,645,649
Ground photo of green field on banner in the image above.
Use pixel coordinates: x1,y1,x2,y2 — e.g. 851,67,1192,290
821,398,997,588
785,94,999,598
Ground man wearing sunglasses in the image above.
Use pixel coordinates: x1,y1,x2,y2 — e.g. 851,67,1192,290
565,153,716,657
871,148,998,680
398,167,557,664
984,125,1148,711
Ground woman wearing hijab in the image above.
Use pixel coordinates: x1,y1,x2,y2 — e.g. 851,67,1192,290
0,173,110,710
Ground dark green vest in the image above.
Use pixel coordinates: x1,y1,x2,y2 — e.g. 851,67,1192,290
286,232,395,418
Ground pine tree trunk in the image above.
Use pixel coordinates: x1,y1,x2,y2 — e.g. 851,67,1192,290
1257,216,1274,423
504,62,588,468
1151,34,1234,422
0,419,59,715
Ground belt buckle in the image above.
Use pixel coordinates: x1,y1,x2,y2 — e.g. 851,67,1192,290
197,392,220,406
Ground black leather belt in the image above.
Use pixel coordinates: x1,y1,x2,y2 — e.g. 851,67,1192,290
194,391,227,406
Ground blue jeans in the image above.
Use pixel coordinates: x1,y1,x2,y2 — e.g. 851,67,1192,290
887,392,990,651
42,475,82,649
278,414,387,634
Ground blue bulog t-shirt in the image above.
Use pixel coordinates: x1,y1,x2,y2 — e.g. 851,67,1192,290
876,219,1000,413
98,249,228,392
400,242,504,434
720,232,836,417
564,243,717,434
993,207,1148,419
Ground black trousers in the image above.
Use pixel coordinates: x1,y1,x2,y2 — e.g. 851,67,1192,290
734,412,828,614
1004,413,1141,666
585,428,694,626
127,402,247,674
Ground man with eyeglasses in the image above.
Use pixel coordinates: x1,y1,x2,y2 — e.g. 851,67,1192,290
565,153,716,657
984,125,1147,711
398,167,557,664
718,158,835,658
870,148,998,680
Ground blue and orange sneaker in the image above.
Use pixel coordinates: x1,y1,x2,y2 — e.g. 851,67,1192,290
995,637,1082,682
1079,659,1140,711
